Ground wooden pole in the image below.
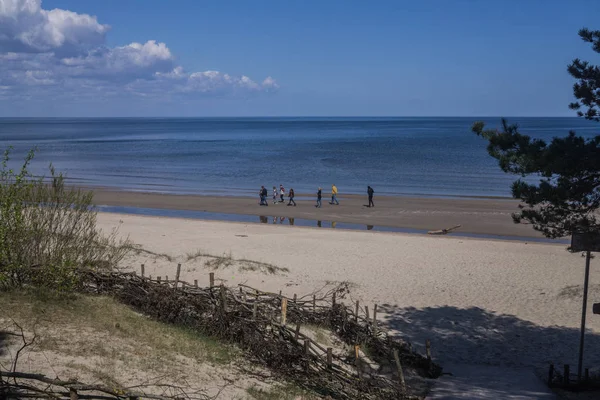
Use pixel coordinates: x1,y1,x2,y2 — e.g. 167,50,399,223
578,250,592,381
281,298,288,326
426,339,432,362
564,364,570,385
355,300,359,322
355,344,361,380
194,279,198,287
548,364,554,386
393,349,406,393
293,293,297,303
304,340,310,372
175,263,181,289
365,305,370,322
332,292,336,307
209,272,215,288
157,276,161,283
140,264,145,278
220,284,226,313
327,348,333,369
295,324,301,341
373,304,378,333
312,295,316,312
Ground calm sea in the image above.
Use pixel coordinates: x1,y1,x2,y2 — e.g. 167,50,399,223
0,117,597,198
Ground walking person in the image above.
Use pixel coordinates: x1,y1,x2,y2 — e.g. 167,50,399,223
368,185,374,207
316,187,322,208
272,186,278,204
330,184,339,205
279,184,285,203
259,186,268,206
287,188,297,206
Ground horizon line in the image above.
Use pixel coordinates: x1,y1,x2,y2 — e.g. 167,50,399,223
0,115,582,119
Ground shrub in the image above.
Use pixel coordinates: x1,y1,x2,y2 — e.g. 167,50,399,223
0,147,131,291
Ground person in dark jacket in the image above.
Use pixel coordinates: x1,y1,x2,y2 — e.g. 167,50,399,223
315,187,322,208
259,186,268,206
287,188,297,206
367,186,374,207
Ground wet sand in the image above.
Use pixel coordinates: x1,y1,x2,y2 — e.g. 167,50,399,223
88,188,549,239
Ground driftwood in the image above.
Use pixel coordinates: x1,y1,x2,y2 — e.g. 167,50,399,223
71,270,442,400
0,371,215,400
427,225,461,235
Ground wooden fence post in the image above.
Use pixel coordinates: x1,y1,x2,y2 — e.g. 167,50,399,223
293,293,297,303
355,300,359,322
281,298,288,326
194,279,198,287
426,339,432,362
175,263,181,289
548,364,554,386
332,292,336,307
304,340,310,372
373,304,378,334
393,349,406,393
327,348,333,369
157,276,161,283
312,295,316,312
209,272,215,288
140,264,145,278
220,285,226,313
295,324,301,341
564,364,570,385
355,344,362,380
365,305,370,322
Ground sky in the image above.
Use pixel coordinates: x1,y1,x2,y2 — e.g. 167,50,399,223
1,0,599,117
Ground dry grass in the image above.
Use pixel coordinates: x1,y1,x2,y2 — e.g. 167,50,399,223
132,245,175,262
0,289,238,369
245,383,319,400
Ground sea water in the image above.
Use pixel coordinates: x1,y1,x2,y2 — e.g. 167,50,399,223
0,117,596,198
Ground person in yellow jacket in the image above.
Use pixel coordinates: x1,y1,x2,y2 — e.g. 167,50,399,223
330,184,339,205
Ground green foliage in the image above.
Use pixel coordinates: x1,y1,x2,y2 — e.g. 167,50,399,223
472,28,600,239
568,28,600,121
0,147,131,291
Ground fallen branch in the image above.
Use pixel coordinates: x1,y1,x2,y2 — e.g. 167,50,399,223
427,225,461,235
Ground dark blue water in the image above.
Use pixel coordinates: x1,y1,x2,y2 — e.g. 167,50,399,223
0,117,597,197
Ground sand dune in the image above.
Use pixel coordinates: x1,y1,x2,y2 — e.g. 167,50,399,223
98,212,600,374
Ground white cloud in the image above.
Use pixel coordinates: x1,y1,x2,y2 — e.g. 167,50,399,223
0,0,278,101
0,0,109,54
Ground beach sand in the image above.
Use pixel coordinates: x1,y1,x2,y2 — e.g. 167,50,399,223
97,212,600,373
90,188,550,239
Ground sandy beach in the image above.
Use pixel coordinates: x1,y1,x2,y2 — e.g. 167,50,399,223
97,212,600,372
89,188,552,239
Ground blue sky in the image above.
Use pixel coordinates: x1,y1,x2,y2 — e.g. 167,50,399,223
1,0,599,117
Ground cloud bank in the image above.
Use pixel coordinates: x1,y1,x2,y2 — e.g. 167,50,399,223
0,0,278,102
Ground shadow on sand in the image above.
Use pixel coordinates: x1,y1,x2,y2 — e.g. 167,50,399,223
379,304,600,370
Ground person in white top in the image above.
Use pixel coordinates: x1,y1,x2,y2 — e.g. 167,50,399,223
279,185,285,203
272,186,278,204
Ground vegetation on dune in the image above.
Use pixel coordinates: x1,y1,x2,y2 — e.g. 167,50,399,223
473,28,600,239
0,147,131,291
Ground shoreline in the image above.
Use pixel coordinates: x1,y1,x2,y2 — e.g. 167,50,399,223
86,186,554,239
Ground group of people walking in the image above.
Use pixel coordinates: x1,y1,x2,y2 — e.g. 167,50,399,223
259,184,375,208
